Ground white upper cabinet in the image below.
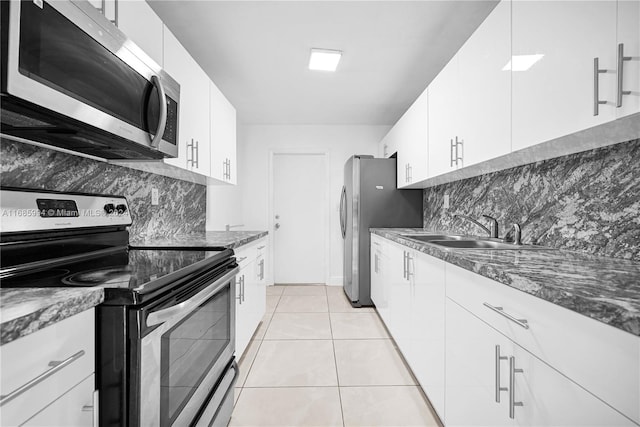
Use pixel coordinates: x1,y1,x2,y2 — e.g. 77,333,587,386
163,27,211,176
616,0,640,118
117,0,164,66
458,0,511,167
210,81,237,184
397,89,429,188
427,54,460,178
511,1,617,151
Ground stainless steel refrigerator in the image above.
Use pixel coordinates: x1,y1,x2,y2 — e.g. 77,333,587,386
340,155,423,306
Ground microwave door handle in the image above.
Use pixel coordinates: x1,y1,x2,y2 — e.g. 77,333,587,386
146,267,239,327
149,75,168,150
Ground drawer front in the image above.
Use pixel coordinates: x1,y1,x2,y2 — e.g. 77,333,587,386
235,245,256,270
22,374,96,427
0,309,95,427
446,264,639,424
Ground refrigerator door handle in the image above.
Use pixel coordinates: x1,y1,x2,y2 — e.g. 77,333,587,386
340,185,347,239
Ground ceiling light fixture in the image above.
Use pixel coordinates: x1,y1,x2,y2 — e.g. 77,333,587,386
308,48,342,72
502,54,544,72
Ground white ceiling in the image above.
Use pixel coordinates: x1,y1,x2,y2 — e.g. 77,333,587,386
148,1,498,125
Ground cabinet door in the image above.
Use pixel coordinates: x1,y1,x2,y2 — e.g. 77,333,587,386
385,241,411,351
380,125,399,160
428,54,460,178
407,251,445,419
22,375,96,427
235,261,255,359
458,0,511,167
512,1,617,151
117,0,164,66
446,298,514,426
397,89,429,188
616,0,640,118
210,81,237,184
511,345,635,427
163,27,211,176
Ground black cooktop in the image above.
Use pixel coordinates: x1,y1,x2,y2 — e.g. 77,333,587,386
0,246,234,305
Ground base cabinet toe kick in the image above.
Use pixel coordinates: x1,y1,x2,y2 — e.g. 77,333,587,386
370,233,640,426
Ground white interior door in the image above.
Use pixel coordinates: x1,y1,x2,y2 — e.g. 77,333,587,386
273,153,326,284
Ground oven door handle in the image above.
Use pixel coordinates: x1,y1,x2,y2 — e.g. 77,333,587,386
146,267,239,327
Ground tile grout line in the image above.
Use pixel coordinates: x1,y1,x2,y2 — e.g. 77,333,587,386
326,285,346,427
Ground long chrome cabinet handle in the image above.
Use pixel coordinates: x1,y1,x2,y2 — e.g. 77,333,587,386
495,345,508,403
241,275,246,302
402,251,406,279
483,303,529,329
617,43,632,107
593,58,608,116
0,350,86,406
149,75,168,149
148,267,239,326
407,253,414,279
450,139,455,167
195,140,199,168
455,136,463,167
509,356,524,419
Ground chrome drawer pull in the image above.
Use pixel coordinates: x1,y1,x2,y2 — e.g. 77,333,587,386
257,246,265,250
0,350,86,407
509,356,524,419
237,256,248,263
495,345,508,403
483,303,529,329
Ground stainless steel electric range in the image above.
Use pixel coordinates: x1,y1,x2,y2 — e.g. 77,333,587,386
0,188,239,427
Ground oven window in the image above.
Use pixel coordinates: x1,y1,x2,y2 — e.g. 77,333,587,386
160,283,230,426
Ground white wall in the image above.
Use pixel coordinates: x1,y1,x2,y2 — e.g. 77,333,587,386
238,125,390,286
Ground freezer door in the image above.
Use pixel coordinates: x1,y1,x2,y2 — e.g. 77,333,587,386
342,156,359,303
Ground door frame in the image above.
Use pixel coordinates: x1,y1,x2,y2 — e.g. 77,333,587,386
268,148,331,285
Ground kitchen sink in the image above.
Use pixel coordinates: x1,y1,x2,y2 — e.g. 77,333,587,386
401,234,466,242
428,239,552,250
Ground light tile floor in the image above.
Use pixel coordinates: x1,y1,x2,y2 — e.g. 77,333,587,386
230,285,440,427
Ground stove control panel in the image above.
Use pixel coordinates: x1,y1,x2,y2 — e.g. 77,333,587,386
0,189,133,233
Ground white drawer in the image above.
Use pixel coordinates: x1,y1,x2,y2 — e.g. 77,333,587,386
445,263,640,424
0,309,95,427
235,237,267,270
22,374,96,427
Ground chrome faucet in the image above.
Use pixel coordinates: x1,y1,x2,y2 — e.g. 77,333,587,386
225,224,244,231
510,223,522,245
454,214,499,238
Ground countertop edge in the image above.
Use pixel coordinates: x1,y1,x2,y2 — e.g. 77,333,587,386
1,288,104,346
225,231,269,250
370,228,640,337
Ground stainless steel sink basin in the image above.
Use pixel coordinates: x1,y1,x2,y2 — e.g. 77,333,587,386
401,234,466,242
428,240,551,250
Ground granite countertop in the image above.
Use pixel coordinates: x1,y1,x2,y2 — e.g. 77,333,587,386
129,230,268,250
0,288,104,346
372,228,640,337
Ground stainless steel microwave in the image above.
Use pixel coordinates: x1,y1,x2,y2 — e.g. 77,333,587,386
0,0,180,159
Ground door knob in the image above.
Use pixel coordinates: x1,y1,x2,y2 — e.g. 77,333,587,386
275,223,280,230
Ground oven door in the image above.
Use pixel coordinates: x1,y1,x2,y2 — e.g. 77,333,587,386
139,266,237,427
1,0,179,158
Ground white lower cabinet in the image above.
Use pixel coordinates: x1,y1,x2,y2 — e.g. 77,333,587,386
235,237,268,358
22,375,97,427
0,309,96,427
371,236,446,418
371,233,639,426
446,298,634,427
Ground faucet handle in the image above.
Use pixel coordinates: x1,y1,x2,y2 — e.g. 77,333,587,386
481,214,499,239
508,223,522,245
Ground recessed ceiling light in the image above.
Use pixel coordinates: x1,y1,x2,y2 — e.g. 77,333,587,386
309,48,342,72
502,54,544,72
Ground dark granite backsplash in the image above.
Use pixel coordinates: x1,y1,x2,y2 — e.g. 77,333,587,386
0,137,206,239
423,139,640,261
